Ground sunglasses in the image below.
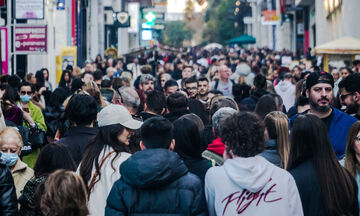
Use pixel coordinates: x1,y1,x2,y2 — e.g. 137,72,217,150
340,93,353,101
20,91,32,95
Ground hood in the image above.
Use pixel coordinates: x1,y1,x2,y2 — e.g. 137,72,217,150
276,80,293,92
223,156,275,192
206,138,225,156
120,148,188,189
235,63,251,76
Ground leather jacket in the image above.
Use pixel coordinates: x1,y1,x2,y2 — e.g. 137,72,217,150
0,162,18,215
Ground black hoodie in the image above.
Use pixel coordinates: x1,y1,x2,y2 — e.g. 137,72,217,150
105,148,207,215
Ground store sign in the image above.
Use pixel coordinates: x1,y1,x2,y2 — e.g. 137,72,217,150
15,25,47,54
261,10,280,25
116,12,130,28
324,0,342,18
15,0,44,19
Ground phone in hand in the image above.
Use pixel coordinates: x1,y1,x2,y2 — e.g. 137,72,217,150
23,108,30,113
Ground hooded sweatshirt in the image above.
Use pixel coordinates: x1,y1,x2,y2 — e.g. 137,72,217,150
105,148,207,215
274,80,295,112
205,156,303,216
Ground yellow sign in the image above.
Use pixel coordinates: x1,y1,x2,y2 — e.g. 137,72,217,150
56,46,77,84
55,56,62,84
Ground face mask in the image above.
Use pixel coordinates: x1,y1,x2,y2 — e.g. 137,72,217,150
20,94,32,103
1,152,18,167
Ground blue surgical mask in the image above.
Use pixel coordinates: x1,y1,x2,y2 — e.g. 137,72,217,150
20,94,32,103
1,152,18,167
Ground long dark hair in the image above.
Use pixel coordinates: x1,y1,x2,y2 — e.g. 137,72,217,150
35,70,45,90
34,143,76,177
59,70,72,89
79,124,130,189
1,85,17,111
173,118,202,160
287,114,355,216
344,121,360,177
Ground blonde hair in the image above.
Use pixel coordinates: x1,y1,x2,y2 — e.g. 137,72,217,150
83,81,107,108
264,111,290,169
0,127,23,148
73,67,82,78
237,76,246,85
41,170,89,216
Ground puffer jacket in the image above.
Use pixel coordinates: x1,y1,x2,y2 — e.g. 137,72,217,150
105,148,207,216
0,163,18,215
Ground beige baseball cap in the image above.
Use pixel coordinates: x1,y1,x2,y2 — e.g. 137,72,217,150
97,104,142,129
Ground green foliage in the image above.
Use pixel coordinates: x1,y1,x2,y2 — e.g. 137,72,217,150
160,21,194,47
202,0,244,44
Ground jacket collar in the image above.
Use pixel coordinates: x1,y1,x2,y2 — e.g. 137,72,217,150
12,160,28,174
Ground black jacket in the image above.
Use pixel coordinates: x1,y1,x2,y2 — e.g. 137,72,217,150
19,176,46,216
164,110,190,122
57,126,98,166
0,163,18,216
138,111,157,121
183,158,211,183
289,158,359,216
200,124,215,151
105,148,207,216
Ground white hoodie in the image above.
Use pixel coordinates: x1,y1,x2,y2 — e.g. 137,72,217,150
274,80,296,112
205,156,303,216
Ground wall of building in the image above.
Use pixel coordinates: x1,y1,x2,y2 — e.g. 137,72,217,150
316,0,360,46
88,0,105,60
27,0,64,88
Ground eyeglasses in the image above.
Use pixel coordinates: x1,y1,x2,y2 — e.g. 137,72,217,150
340,93,353,101
186,87,198,90
20,91,32,95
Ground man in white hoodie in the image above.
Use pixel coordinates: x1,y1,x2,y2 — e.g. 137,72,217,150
205,112,303,216
275,72,295,112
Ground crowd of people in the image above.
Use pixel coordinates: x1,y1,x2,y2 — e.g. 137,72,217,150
1,46,360,215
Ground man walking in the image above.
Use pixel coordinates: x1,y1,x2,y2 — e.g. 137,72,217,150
291,71,357,158
105,116,207,215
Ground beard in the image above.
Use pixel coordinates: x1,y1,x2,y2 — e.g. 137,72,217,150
345,103,358,115
309,96,331,113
